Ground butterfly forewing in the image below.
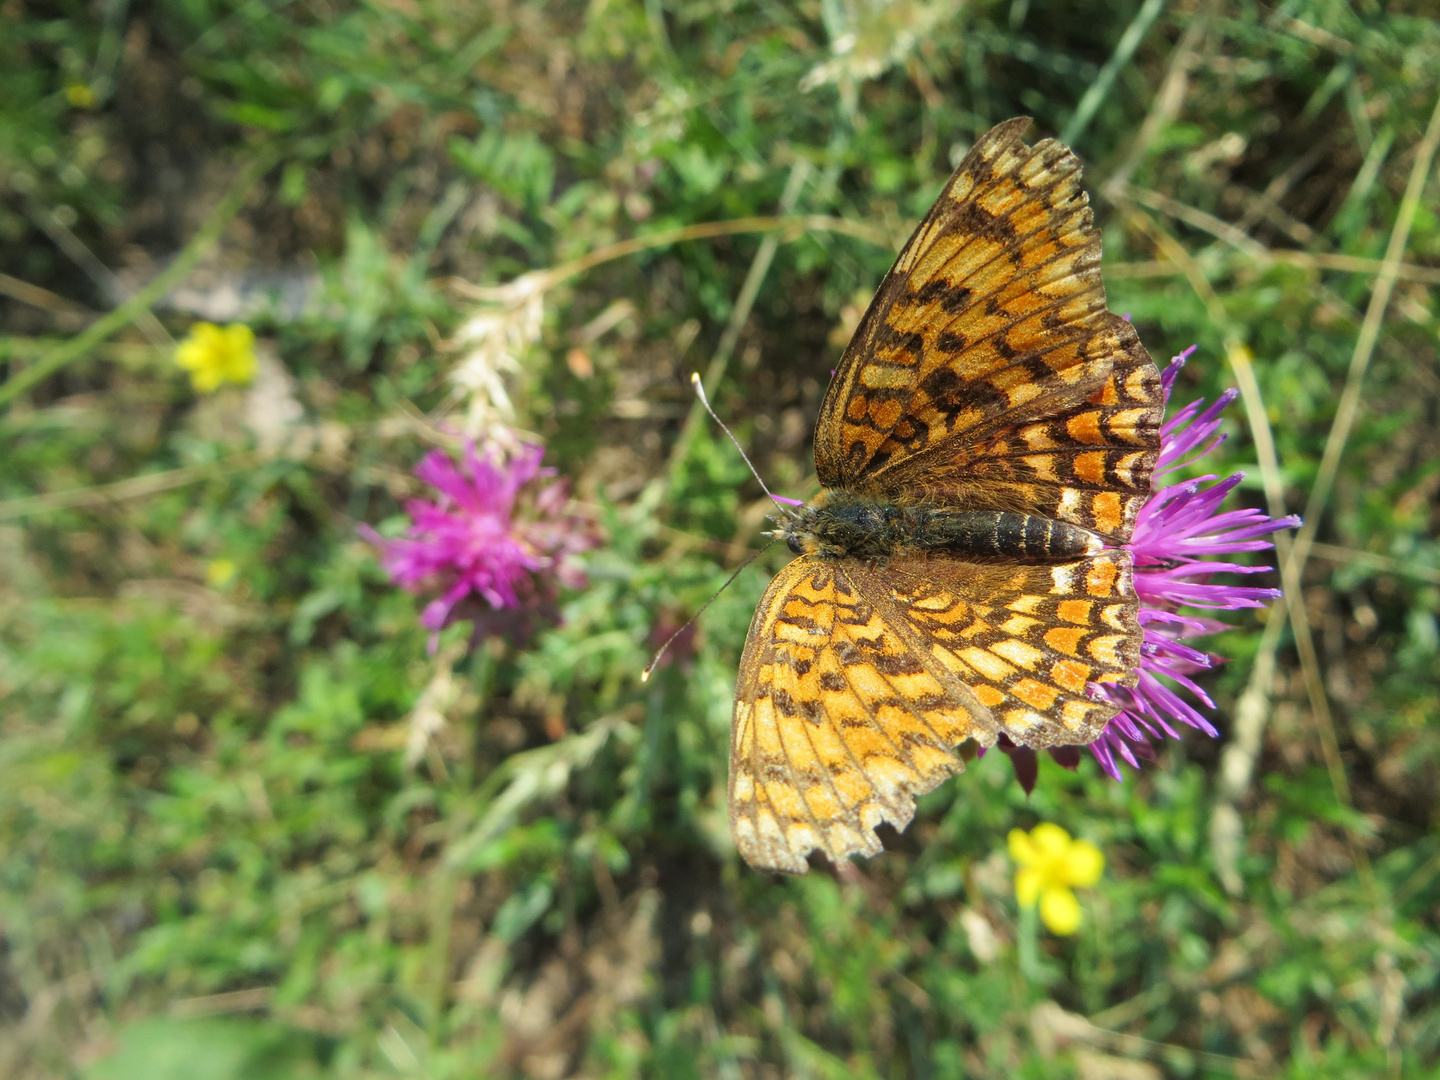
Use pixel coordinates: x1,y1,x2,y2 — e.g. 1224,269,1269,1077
813,118,1162,542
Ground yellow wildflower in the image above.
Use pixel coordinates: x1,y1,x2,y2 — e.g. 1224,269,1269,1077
175,323,257,392
66,84,95,109
1008,823,1103,936
206,559,237,588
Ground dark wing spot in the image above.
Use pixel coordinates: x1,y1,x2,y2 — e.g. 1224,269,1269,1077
1018,355,1055,384
760,760,791,783
874,322,925,359
898,729,946,751
918,365,963,403
953,201,1018,246
914,278,949,303
964,155,994,184
779,615,822,633
871,652,927,676
914,279,974,316
941,284,974,315
919,365,1006,416
911,694,955,713
897,415,929,449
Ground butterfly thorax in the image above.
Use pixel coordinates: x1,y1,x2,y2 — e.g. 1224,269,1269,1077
776,490,1104,561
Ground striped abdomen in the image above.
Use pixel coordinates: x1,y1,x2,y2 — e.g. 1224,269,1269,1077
781,493,1103,560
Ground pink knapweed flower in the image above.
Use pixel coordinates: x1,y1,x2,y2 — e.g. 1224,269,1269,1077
998,349,1300,791
363,442,599,649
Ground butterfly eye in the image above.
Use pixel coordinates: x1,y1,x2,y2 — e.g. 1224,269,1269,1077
786,535,805,555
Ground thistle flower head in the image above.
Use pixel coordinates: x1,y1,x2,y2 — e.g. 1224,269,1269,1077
999,349,1299,789
363,442,600,650
1085,350,1301,780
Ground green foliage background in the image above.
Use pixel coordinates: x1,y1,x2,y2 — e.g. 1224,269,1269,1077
3,1,1440,1076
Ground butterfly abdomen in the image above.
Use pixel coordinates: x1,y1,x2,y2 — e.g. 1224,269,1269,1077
781,492,1102,560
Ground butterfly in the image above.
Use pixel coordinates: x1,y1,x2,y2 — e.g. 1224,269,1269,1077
729,118,1163,874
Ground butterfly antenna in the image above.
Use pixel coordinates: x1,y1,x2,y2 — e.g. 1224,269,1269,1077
690,373,797,510
642,540,777,682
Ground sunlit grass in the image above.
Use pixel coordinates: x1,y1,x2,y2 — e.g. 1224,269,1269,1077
2,2,1439,1077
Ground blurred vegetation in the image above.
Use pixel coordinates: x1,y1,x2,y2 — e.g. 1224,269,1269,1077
3,0,1440,1076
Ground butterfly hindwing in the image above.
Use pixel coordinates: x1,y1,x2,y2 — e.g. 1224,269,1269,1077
860,549,1140,749
730,556,985,873
730,549,1139,872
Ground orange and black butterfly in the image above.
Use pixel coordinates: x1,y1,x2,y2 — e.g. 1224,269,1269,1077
730,118,1163,873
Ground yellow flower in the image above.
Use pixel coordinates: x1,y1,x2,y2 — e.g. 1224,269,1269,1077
1008,823,1104,936
175,323,257,392
206,558,237,588
66,84,95,109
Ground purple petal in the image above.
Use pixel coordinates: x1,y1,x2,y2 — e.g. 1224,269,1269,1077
1083,351,1297,782
361,441,601,646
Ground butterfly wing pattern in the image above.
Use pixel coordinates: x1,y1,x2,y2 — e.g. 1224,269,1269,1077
815,116,1158,540
729,118,1164,873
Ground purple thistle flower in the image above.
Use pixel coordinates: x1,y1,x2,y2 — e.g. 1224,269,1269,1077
1084,350,1301,779
362,442,599,650
998,349,1300,790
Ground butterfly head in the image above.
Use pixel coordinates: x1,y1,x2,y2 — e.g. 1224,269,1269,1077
766,490,911,560
767,502,820,556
